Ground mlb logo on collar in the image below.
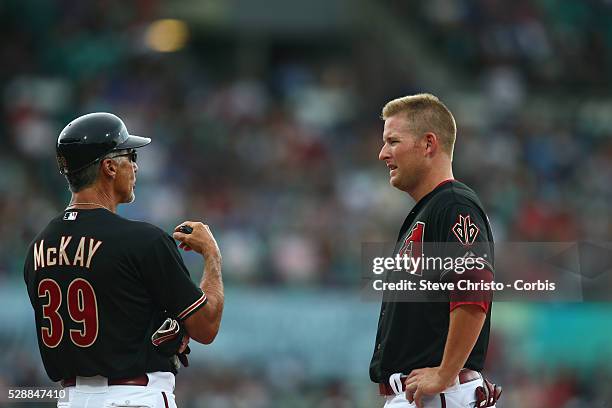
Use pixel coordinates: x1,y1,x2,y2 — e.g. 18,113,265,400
63,211,78,221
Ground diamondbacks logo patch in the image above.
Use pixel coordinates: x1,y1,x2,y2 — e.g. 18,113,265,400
397,221,425,276
452,214,479,246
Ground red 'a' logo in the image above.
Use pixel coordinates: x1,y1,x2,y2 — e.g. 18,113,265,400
397,222,425,276
452,215,480,246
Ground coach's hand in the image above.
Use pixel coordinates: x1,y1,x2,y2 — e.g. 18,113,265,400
404,367,455,408
173,221,220,259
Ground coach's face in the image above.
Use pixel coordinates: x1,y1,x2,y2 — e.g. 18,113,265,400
379,115,428,193
113,152,138,204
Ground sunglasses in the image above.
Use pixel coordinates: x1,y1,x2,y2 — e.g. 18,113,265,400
108,150,138,163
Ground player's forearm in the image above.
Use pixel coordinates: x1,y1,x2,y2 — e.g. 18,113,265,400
438,304,487,382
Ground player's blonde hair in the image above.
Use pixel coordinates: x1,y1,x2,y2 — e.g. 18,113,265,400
382,93,456,158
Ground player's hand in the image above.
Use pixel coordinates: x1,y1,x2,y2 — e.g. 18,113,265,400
173,221,221,259
404,367,455,408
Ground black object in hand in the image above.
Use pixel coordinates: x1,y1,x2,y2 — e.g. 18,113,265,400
177,225,193,234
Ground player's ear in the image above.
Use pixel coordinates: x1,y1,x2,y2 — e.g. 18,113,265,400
423,132,438,157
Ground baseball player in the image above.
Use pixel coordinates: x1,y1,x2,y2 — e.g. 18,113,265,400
370,94,501,408
23,112,224,408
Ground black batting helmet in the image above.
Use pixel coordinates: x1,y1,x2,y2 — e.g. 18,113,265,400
56,112,151,175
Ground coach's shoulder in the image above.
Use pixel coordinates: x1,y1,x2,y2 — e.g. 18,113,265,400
128,219,167,235
113,217,170,241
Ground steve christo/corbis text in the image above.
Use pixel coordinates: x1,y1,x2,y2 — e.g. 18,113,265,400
372,279,556,292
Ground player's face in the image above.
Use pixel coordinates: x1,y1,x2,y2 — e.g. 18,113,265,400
113,151,139,203
379,115,427,192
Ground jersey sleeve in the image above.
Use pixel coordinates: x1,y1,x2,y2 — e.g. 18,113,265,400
436,203,494,312
23,247,39,309
140,233,207,321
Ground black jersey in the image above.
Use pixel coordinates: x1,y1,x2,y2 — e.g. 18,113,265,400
23,208,207,382
369,180,494,383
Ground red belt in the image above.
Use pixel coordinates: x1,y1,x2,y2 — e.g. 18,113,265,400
61,375,149,388
378,369,480,396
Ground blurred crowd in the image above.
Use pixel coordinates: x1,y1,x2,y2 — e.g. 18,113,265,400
402,0,612,90
2,0,611,285
1,0,611,407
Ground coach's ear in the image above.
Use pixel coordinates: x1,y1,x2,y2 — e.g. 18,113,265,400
101,158,118,179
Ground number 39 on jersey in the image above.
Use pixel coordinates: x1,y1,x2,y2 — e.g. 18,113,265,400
38,278,99,348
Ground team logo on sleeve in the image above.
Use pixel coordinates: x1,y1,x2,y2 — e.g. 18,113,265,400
452,214,479,246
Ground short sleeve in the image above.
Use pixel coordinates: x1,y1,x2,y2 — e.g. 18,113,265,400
140,233,207,321
436,204,494,311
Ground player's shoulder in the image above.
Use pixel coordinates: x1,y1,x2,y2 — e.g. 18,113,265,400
428,180,486,213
